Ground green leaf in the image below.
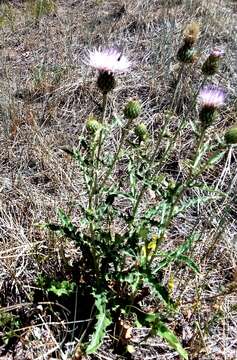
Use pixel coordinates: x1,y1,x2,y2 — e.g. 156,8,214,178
178,255,200,273
57,209,74,231
86,292,112,354
48,280,75,297
154,320,188,360
174,195,221,216
120,271,141,294
143,273,173,306
138,313,188,359
207,150,226,166
154,233,200,273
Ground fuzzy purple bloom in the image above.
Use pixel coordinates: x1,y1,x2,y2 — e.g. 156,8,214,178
83,47,131,74
198,86,225,109
210,48,225,58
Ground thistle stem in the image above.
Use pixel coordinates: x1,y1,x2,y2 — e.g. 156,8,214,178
100,120,130,190
87,92,108,273
132,112,172,219
132,78,204,221
170,64,185,110
93,93,108,196
148,127,209,266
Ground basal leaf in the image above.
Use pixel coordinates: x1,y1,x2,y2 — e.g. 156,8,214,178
154,320,188,360
86,292,112,354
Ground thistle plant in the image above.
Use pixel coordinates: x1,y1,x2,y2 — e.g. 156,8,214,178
43,42,230,360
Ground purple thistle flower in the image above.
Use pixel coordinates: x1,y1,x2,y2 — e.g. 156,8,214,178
83,47,131,74
210,48,225,58
198,85,225,109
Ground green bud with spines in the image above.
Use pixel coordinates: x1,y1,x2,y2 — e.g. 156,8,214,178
124,100,141,120
135,123,149,142
86,116,100,133
177,44,197,64
225,126,237,145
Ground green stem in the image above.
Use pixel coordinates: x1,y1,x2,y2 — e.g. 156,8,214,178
148,127,207,266
92,93,108,197
100,119,131,190
170,64,185,110
132,112,172,219
87,93,108,273
132,78,205,221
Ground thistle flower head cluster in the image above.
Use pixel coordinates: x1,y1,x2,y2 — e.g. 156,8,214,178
198,85,225,127
202,48,225,76
210,48,225,58
84,47,131,74
84,47,131,94
177,22,200,63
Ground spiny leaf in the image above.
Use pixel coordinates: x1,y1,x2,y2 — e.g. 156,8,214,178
143,273,173,306
154,233,200,273
207,150,226,166
178,255,200,273
140,313,188,359
57,209,76,232
153,320,188,360
86,292,112,354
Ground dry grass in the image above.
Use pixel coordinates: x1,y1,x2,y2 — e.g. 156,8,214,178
0,0,237,359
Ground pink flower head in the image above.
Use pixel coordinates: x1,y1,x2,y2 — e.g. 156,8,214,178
210,48,225,58
198,85,226,109
84,47,131,74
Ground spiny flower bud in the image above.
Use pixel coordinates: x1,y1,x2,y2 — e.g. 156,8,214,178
135,123,149,142
124,100,141,120
177,44,197,64
202,49,224,76
86,116,100,133
225,126,237,145
97,71,116,94
177,22,200,64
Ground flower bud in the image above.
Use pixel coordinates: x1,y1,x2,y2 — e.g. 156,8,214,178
86,116,100,133
225,126,237,145
202,49,224,76
135,123,149,142
177,44,197,63
124,100,141,120
97,71,116,94
177,22,199,64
